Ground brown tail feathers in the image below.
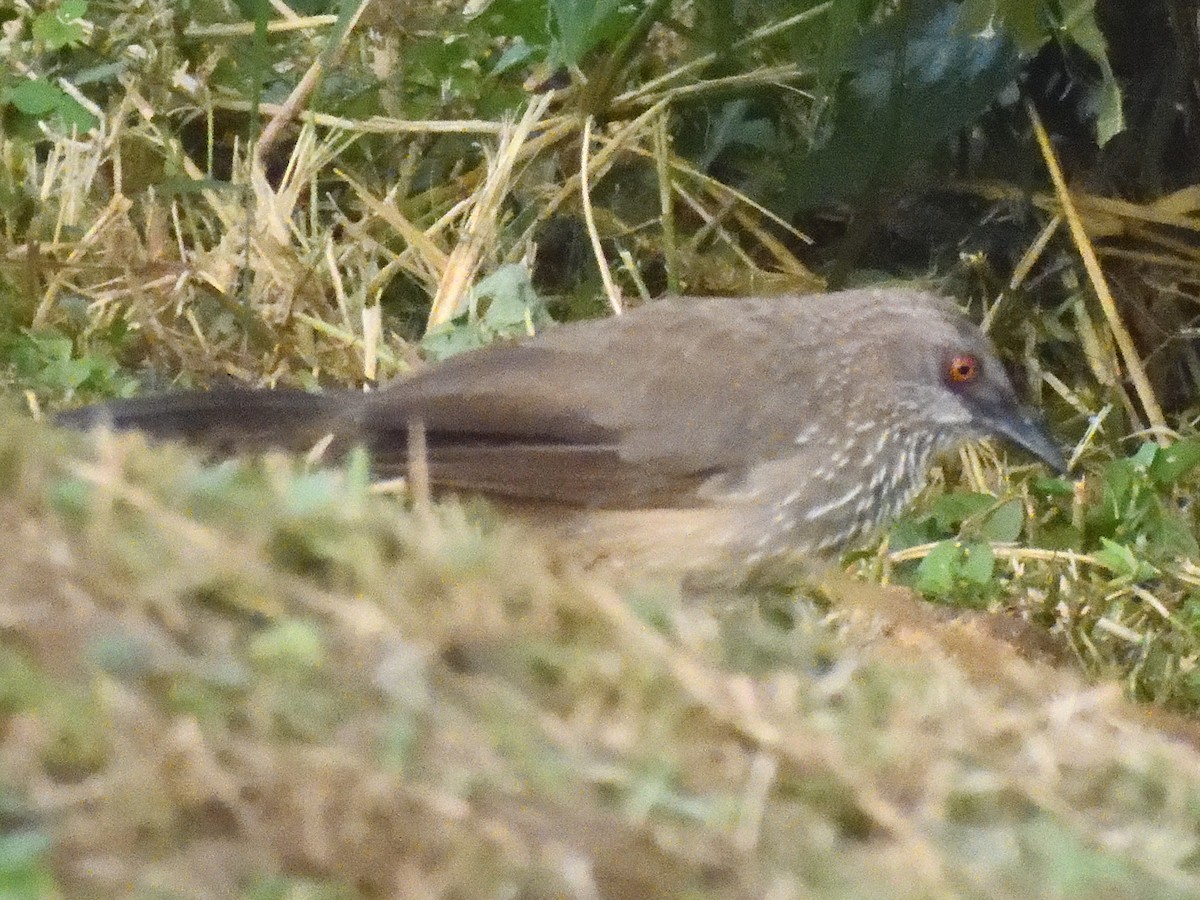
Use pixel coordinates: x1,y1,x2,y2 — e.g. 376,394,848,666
55,388,355,456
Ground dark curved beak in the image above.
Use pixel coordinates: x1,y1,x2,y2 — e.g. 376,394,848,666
975,402,1069,474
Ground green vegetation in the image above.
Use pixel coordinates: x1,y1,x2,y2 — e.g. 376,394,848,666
4,0,1200,895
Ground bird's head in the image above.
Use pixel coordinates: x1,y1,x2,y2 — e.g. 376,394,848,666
835,291,1068,474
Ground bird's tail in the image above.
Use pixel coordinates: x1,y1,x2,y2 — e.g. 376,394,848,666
55,388,351,456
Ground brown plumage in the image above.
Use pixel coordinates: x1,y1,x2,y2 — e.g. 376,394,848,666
58,288,1066,576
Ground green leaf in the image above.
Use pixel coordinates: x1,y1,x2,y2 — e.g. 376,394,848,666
785,1,1022,210
232,0,271,21
1147,513,1200,561
817,0,875,94
981,499,1025,542
1099,458,1139,516
1057,0,1124,144
421,264,552,361
1032,475,1075,497
887,514,941,552
6,328,133,399
4,79,98,132
475,263,541,327
915,540,960,597
1149,438,1200,487
1093,538,1155,582
7,80,62,116
478,0,552,44
691,100,777,172
420,318,490,361
1130,441,1158,470
548,0,621,67
956,1,1120,142
959,540,995,587
930,492,994,532
491,37,537,76
32,0,89,50
1092,70,1123,146
957,0,1046,52
56,94,99,131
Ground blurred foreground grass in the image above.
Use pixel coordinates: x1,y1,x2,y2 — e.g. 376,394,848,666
2,411,1200,898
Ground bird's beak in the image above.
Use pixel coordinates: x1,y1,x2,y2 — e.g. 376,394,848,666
976,402,1069,474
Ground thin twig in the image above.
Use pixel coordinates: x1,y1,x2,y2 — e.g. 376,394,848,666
581,116,623,315
1027,98,1167,440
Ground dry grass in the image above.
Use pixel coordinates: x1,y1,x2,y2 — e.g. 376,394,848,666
4,10,821,393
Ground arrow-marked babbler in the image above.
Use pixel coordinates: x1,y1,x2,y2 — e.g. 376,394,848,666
58,287,1067,575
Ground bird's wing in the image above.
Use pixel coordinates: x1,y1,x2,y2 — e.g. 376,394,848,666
359,297,827,507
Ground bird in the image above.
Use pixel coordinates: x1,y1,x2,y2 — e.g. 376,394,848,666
57,287,1067,578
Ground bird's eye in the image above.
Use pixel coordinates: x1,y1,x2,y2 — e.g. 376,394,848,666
946,354,980,385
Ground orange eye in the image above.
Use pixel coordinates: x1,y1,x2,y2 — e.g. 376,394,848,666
947,354,980,384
